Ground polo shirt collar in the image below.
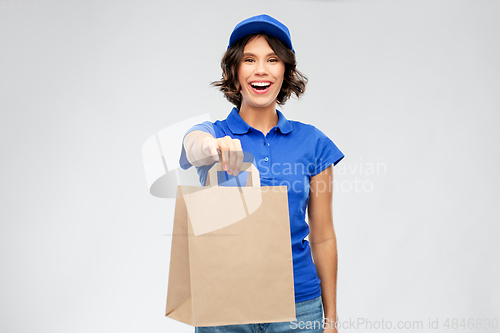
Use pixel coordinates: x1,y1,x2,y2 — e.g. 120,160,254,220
227,107,293,135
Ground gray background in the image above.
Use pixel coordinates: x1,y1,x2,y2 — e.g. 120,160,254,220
1,0,499,332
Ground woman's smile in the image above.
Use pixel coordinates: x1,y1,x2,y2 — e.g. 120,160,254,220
249,81,273,94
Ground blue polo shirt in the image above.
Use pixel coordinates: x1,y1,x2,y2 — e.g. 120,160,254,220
179,107,344,303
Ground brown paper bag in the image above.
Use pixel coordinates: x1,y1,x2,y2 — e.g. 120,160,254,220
165,162,296,327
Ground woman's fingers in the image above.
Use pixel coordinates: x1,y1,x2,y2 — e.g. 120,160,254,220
216,136,242,175
200,136,243,175
226,141,238,175
233,139,244,176
230,138,243,176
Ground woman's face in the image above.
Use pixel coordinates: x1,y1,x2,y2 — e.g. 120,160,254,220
237,35,285,110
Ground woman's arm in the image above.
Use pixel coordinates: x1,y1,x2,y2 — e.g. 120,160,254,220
308,165,338,331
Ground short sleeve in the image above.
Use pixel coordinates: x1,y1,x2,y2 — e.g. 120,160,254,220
312,127,345,177
179,121,216,170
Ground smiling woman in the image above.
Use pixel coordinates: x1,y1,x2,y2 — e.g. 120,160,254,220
179,14,345,333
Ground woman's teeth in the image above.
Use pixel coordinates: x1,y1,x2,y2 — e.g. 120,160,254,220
251,82,271,90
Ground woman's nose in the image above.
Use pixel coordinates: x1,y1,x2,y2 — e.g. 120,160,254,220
254,61,268,75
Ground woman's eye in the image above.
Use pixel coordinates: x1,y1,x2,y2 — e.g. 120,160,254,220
244,58,255,63
269,58,279,63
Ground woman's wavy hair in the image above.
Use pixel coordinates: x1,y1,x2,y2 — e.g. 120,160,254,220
211,33,308,109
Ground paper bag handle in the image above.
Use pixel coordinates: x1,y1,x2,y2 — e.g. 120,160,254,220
207,162,261,187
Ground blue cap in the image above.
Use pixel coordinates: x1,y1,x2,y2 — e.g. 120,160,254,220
228,14,295,53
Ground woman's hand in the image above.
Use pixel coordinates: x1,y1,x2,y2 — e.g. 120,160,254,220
201,135,243,176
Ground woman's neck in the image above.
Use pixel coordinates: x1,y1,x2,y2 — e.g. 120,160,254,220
239,103,279,136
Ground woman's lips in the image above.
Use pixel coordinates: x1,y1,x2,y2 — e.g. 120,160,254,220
249,83,272,94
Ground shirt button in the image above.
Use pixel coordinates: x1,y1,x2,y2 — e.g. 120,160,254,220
264,157,269,162
267,143,270,146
